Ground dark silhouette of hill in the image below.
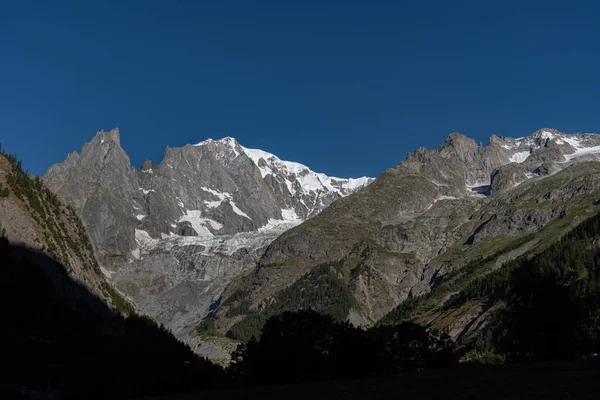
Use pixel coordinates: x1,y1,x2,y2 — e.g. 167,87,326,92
0,237,224,399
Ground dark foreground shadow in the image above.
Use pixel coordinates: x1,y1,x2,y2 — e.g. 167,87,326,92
166,360,600,400
0,238,224,399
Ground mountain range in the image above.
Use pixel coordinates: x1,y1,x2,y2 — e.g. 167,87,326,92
36,127,600,360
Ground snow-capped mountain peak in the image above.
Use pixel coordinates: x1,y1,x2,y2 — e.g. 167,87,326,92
192,137,373,199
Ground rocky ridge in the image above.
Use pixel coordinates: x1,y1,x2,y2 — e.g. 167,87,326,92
212,128,600,341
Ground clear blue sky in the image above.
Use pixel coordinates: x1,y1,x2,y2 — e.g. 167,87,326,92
1,0,600,178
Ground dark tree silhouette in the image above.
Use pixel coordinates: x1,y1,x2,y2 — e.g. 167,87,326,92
229,310,456,387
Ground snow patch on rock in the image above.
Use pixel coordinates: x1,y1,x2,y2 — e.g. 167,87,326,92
258,208,301,232
510,151,530,164
179,210,223,237
201,187,251,220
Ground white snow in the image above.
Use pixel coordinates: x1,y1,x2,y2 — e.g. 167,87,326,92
230,203,251,219
100,266,113,278
344,176,371,190
540,130,555,140
178,210,223,237
435,195,457,202
135,229,159,249
203,200,221,208
510,151,530,164
561,135,583,149
298,172,325,192
139,188,155,195
194,137,240,158
553,134,600,161
194,138,214,146
135,214,146,220
240,144,371,196
190,137,372,196
281,208,300,221
427,195,458,210
201,186,252,219
202,187,229,202
131,248,141,260
258,208,301,232
564,145,600,161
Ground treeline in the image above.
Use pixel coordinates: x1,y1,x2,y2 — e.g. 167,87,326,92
228,310,456,387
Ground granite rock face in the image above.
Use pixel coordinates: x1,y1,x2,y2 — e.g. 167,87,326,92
43,129,372,352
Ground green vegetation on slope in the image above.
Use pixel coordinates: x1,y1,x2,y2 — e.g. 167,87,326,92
224,262,359,341
2,149,96,273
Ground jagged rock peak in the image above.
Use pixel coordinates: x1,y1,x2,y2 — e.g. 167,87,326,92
443,132,478,147
64,150,80,166
95,128,120,145
141,159,154,171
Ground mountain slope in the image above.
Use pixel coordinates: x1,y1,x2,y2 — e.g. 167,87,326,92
0,149,131,310
42,129,372,355
213,128,600,340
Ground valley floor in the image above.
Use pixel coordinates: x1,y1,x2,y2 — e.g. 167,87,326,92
149,361,600,400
